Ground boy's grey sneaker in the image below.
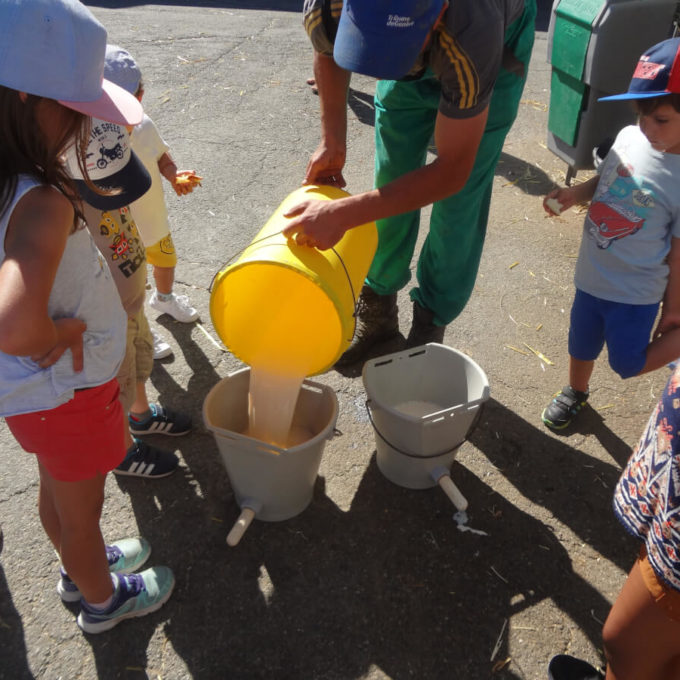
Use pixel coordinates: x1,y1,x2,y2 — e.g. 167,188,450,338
129,403,192,437
542,385,589,430
113,440,178,478
77,567,175,634
58,537,152,602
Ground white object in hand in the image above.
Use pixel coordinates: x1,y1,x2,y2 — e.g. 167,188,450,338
546,197,563,215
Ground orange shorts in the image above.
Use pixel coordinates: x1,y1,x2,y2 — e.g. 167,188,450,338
5,379,125,482
638,547,680,623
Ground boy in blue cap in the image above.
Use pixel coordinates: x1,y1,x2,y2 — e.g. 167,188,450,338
283,0,536,364
541,37,680,431
544,36,680,680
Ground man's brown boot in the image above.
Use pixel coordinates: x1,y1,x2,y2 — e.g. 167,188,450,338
336,285,399,366
405,300,445,348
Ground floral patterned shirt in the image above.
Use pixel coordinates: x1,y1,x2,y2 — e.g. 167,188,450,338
614,367,680,591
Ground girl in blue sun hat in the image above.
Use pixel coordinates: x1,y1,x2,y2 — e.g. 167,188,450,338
0,0,174,633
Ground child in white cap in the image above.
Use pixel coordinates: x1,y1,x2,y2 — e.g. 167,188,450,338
0,0,174,633
104,44,202,360
64,119,192,478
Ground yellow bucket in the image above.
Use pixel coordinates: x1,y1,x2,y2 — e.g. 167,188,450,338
210,185,378,376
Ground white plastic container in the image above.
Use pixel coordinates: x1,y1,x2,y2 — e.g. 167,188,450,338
362,343,489,510
203,368,338,545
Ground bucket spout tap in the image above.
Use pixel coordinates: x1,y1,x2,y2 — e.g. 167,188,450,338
430,466,468,512
227,499,262,547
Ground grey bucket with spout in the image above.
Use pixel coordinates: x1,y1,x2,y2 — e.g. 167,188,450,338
362,343,489,510
203,367,338,545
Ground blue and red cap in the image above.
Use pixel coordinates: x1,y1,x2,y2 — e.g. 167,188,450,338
333,0,447,81
600,37,680,102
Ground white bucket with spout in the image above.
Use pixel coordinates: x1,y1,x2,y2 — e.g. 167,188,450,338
362,343,489,511
203,368,338,545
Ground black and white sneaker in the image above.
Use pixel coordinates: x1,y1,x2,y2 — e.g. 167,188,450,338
113,440,178,478
129,403,192,437
542,385,589,430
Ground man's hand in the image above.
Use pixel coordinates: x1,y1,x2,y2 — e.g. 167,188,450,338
282,199,348,250
303,142,347,188
31,318,87,372
304,51,351,188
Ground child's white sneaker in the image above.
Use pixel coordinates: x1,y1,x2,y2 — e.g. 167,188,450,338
150,290,199,323
152,329,172,360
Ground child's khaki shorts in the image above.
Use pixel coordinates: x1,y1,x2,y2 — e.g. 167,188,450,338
117,307,154,413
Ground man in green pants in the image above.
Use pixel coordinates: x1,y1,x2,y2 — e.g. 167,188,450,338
284,0,537,364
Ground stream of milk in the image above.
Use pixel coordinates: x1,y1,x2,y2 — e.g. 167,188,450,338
246,366,312,448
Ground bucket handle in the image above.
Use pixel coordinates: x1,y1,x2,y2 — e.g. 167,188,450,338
208,230,359,342
364,399,486,460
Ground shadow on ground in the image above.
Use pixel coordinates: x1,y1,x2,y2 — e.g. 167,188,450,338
79,383,633,679
495,152,557,196
87,457,621,679
0,563,32,680
469,398,635,573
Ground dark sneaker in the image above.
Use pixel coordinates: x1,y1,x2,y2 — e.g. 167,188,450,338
405,300,446,348
113,440,178,478
58,537,152,602
548,654,604,679
129,403,192,437
542,386,589,430
336,285,400,366
77,567,175,634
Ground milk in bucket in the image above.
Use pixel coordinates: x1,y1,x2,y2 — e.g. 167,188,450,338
210,185,378,447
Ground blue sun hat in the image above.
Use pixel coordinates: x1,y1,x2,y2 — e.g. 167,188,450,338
104,44,142,96
0,0,142,125
600,37,680,102
333,0,447,80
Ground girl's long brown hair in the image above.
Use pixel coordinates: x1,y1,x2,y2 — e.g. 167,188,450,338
0,86,90,230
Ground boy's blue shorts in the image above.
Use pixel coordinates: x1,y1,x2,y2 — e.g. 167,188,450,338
568,289,659,379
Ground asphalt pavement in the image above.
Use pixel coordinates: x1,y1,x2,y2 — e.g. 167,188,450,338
0,2,666,679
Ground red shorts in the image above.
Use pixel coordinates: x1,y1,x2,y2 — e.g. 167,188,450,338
5,379,126,482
